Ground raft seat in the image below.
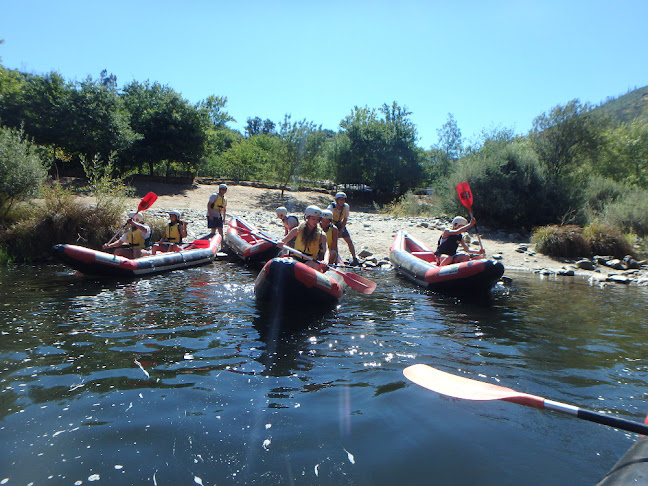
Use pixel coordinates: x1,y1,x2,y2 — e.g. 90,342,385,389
411,251,438,263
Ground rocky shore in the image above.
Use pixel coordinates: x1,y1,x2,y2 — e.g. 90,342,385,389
102,182,648,288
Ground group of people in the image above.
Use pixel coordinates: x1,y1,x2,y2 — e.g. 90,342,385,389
274,192,360,269
102,182,483,268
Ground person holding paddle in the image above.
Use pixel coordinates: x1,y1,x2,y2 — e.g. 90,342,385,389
327,192,360,266
207,183,227,239
151,211,187,254
320,209,339,265
277,205,327,271
103,212,151,259
435,216,484,266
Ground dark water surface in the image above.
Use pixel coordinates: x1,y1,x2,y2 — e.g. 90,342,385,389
1,262,647,485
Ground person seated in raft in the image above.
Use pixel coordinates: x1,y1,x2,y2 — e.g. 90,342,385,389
103,211,151,259
327,192,360,266
207,183,227,240
277,205,328,271
151,211,187,254
435,216,485,266
320,209,340,265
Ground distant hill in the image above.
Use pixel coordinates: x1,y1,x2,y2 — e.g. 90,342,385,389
593,85,648,125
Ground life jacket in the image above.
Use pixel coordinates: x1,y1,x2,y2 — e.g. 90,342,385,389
328,203,348,225
294,225,323,260
322,225,335,249
211,194,227,215
127,227,146,249
165,222,182,243
436,233,462,256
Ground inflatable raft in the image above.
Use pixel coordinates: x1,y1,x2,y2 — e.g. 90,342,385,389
254,257,345,306
223,217,279,264
389,231,504,292
53,234,222,277
598,436,648,485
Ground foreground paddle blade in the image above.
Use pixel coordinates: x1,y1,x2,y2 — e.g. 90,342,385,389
456,182,473,209
336,269,377,294
191,239,211,248
404,364,648,435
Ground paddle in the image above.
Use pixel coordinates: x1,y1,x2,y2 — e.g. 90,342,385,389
107,192,158,245
238,228,377,295
403,364,648,436
456,182,484,253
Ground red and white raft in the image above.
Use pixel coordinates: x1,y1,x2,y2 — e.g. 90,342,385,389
52,234,222,277
389,231,504,292
223,217,279,264
254,257,345,307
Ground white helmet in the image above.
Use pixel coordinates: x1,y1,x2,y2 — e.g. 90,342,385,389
219,183,228,191
335,192,347,200
452,216,468,227
276,206,288,217
128,211,144,223
304,205,322,219
321,209,333,220
168,210,181,218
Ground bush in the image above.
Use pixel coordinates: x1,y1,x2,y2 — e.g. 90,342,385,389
0,126,48,223
532,225,591,258
600,188,648,237
583,222,636,259
383,191,440,217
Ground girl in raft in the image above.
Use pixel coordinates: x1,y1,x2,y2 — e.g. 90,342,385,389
435,216,485,266
151,211,188,254
278,205,328,271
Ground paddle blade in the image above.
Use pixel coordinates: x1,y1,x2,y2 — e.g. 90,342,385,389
333,268,377,294
191,239,211,249
456,182,473,210
137,192,158,212
403,364,544,408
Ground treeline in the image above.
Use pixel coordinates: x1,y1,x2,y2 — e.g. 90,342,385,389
1,57,648,237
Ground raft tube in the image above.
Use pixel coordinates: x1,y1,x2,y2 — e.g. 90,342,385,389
598,436,648,485
223,217,279,264
52,234,222,277
254,257,345,306
389,231,504,292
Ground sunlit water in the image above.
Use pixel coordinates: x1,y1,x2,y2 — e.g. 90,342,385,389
1,262,647,485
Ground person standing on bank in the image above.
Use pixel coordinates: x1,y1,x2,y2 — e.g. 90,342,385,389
152,211,187,254
435,216,485,266
207,184,227,240
327,192,359,266
278,205,327,271
103,212,151,259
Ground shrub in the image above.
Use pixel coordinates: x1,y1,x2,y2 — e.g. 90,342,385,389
0,126,48,223
383,191,439,217
600,188,648,237
583,222,636,259
532,225,591,257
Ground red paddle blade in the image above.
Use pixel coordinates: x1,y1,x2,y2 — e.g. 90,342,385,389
331,268,377,294
191,239,211,248
456,182,473,209
137,192,158,212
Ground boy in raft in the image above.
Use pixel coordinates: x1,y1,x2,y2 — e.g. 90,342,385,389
320,209,339,265
435,216,485,266
327,192,359,266
207,184,227,240
277,205,327,271
103,211,151,259
151,211,187,254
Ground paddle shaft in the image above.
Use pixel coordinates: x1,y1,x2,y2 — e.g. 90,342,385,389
543,399,648,435
457,182,484,253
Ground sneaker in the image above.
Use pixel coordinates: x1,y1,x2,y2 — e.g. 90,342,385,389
351,258,360,266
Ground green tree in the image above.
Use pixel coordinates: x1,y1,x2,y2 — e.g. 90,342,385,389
275,115,322,196
424,113,463,182
197,95,235,128
596,121,648,188
529,100,606,179
0,126,47,222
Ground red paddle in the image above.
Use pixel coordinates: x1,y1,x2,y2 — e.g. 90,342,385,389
107,192,158,245
238,228,377,295
404,364,648,435
456,182,484,253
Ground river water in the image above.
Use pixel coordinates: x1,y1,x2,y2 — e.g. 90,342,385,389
0,261,647,485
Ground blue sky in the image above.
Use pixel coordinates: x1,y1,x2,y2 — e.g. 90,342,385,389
1,0,647,148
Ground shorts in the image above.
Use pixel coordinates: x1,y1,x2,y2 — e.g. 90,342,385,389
335,223,350,238
208,216,223,229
